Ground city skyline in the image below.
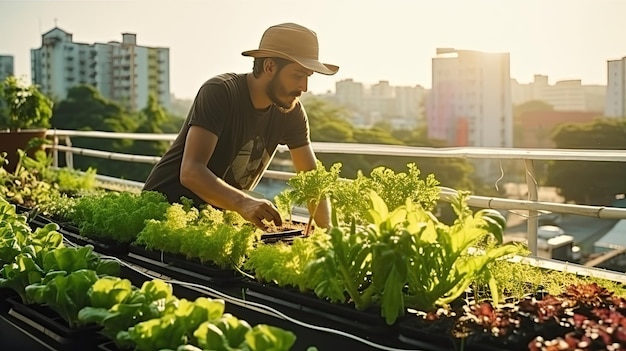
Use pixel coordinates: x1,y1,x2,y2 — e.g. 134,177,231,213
1,0,625,100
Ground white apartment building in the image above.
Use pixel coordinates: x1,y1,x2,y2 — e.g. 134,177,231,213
31,27,170,111
335,79,364,111
511,75,605,112
605,57,626,118
394,85,426,129
335,78,425,128
427,48,513,148
0,55,14,82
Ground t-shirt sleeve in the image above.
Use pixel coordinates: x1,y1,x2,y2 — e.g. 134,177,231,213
280,104,311,149
187,83,230,137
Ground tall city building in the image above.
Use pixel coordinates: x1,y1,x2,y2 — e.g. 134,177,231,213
428,48,513,148
335,78,425,128
335,79,364,111
394,85,426,128
31,27,170,111
511,75,606,112
605,57,626,118
0,55,14,82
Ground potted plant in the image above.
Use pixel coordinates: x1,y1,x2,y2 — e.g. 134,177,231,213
0,76,53,173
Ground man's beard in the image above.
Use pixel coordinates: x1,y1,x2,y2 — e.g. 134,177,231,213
266,75,300,113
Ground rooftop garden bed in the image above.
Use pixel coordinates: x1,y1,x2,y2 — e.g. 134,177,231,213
2,148,626,350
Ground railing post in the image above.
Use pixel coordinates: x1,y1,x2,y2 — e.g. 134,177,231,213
65,136,74,169
52,135,59,168
525,159,538,256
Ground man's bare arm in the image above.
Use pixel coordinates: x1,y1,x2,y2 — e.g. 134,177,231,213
179,125,282,229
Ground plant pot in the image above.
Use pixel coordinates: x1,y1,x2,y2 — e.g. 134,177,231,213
5,296,104,348
0,129,47,174
242,279,394,336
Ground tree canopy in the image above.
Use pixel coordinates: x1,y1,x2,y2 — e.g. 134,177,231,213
52,86,183,181
545,118,626,205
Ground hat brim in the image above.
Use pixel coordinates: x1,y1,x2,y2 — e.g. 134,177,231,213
242,49,339,76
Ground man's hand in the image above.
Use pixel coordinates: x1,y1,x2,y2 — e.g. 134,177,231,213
239,196,283,230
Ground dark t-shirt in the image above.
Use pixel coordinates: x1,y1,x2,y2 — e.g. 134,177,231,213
143,73,310,205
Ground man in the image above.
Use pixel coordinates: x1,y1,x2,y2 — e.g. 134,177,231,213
143,23,338,230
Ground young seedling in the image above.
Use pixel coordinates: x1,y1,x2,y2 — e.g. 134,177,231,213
283,160,341,236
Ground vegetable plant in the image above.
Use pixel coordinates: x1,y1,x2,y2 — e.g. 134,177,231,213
0,222,64,303
244,230,328,292
69,190,169,244
0,198,31,264
136,202,258,269
0,150,55,208
25,269,100,328
335,163,441,225
118,296,227,350
307,190,522,325
403,192,522,311
278,160,341,235
191,316,296,351
79,278,178,348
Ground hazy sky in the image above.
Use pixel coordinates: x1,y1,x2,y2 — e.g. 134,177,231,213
1,0,625,100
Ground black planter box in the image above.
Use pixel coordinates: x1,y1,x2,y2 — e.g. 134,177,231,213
0,288,19,314
242,279,395,337
259,229,305,244
130,244,242,282
167,252,241,280
126,245,243,288
397,308,540,351
5,296,105,348
59,227,130,256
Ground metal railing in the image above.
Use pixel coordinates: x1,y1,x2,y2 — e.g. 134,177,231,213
44,129,626,261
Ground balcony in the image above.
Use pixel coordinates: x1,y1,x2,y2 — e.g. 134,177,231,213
3,129,626,351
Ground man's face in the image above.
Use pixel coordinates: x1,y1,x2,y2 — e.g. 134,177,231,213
266,62,312,113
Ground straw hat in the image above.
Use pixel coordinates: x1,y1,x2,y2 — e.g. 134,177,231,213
242,23,339,75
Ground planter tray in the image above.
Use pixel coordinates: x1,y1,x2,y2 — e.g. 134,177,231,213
397,316,521,351
167,253,240,280
126,246,243,288
59,228,130,256
6,296,104,347
0,288,20,313
259,229,305,244
242,279,394,336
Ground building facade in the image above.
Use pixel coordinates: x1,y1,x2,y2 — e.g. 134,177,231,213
511,75,606,113
605,57,626,118
31,27,170,111
0,55,14,82
427,48,513,148
335,78,425,128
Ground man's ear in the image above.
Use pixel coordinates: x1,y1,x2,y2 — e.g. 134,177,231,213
263,58,277,75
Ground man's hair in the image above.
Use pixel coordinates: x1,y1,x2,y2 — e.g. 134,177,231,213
252,57,293,78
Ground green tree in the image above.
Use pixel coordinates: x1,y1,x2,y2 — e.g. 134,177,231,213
52,85,138,178
128,94,183,181
545,118,626,205
133,94,170,154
